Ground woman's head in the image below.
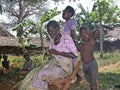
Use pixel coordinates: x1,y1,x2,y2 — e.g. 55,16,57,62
47,20,60,39
62,6,75,20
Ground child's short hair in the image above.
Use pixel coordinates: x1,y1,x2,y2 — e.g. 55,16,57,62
80,26,89,33
64,6,75,16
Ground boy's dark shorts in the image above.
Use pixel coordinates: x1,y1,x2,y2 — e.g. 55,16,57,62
83,60,98,89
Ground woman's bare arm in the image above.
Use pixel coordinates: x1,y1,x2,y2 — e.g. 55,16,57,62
49,49,77,59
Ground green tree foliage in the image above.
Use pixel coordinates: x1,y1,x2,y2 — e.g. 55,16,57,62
12,8,60,54
12,19,36,52
76,0,120,57
0,0,49,36
36,7,60,54
76,4,92,29
76,0,120,30
92,0,120,24
0,0,77,36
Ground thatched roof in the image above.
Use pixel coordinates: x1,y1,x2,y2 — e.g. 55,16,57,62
104,27,120,41
0,27,49,47
0,36,18,46
29,37,49,47
0,36,49,47
0,27,14,37
0,27,49,54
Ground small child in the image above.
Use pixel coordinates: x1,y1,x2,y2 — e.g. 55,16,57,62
77,26,99,90
2,54,10,75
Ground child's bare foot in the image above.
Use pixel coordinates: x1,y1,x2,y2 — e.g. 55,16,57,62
76,73,82,84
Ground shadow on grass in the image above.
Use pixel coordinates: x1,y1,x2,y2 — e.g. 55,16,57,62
98,72,120,90
70,72,120,90
0,66,120,90
0,67,22,81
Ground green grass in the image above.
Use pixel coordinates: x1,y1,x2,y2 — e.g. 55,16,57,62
71,51,120,90
31,55,48,67
0,51,120,90
95,51,120,66
0,54,48,81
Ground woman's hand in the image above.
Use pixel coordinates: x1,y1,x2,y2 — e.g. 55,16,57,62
49,49,60,55
49,49,77,59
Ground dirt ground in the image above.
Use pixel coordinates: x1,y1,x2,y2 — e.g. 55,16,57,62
0,61,120,90
0,80,19,90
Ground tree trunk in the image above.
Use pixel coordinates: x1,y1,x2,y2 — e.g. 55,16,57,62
98,0,103,58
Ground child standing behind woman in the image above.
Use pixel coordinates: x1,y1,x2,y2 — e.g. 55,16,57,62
62,5,77,44
77,26,99,90
62,6,83,83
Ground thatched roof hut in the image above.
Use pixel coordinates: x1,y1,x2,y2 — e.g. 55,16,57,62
0,36,48,47
0,27,49,55
0,36,49,55
0,36,19,46
104,27,120,41
95,27,120,52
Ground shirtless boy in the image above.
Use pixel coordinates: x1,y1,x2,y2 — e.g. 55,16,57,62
77,26,99,90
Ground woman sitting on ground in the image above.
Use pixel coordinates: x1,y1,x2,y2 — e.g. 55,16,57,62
19,20,78,90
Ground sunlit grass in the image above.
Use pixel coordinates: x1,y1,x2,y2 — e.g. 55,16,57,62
31,55,48,68
0,54,48,81
71,51,120,90
0,51,120,90
95,51,120,66
0,55,24,69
